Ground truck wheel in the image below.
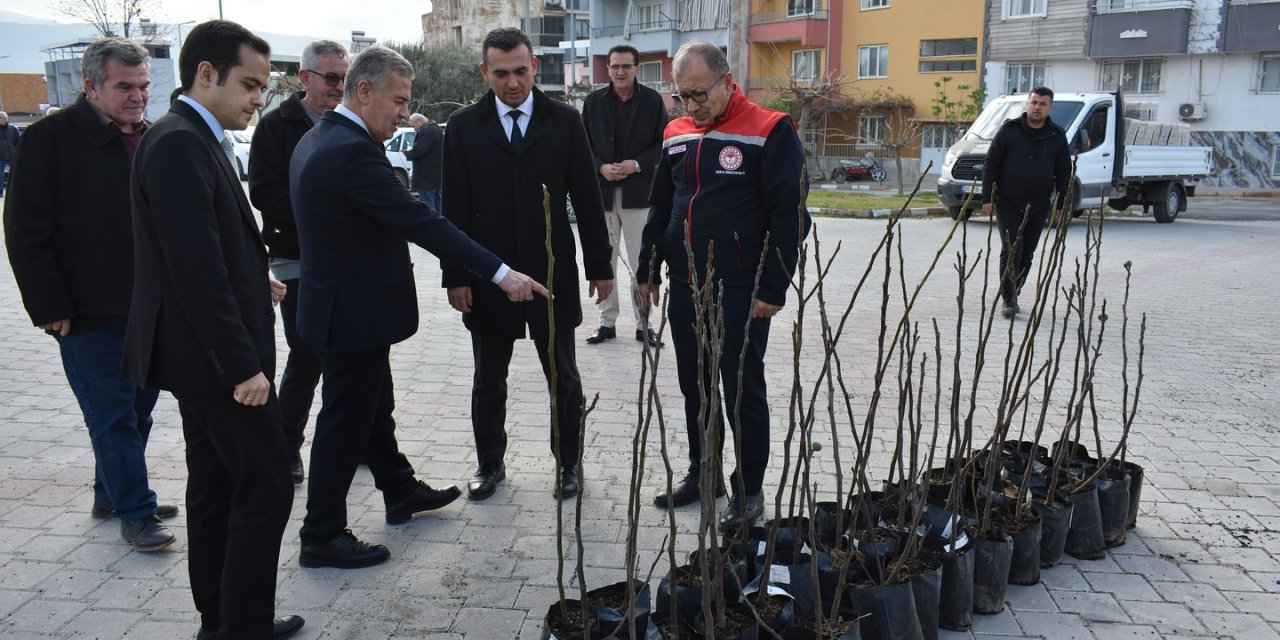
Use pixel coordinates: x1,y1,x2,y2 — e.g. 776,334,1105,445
948,206,973,221
1152,183,1182,223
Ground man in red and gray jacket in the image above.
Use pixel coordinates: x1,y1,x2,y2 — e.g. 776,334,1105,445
638,41,810,533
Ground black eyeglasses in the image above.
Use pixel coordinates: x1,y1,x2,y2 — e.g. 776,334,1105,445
304,69,346,87
671,73,726,107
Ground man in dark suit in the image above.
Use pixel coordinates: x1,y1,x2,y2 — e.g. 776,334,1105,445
403,112,443,212
249,39,350,485
442,27,613,502
581,44,668,348
3,37,178,551
124,20,302,640
290,44,546,569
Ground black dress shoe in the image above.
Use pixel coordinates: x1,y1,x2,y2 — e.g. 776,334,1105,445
555,466,581,499
386,480,462,524
653,470,725,508
718,492,765,534
120,515,177,551
196,614,305,640
290,450,305,485
635,328,663,348
299,529,390,569
585,325,616,344
468,463,506,500
93,503,179,519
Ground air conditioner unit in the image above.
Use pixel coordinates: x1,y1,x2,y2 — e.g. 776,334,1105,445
1178,102,1207,121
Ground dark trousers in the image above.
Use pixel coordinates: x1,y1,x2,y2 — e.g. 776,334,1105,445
276,277,321,452
470,329,584,470
55,328,161,521
300,347,417,546
667,281,772,496
172,391,292,640
996,205,1050,304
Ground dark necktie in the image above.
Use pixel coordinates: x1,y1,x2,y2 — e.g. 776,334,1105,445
509,111,523,149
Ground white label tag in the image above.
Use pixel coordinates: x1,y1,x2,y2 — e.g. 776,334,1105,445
769,564,791,585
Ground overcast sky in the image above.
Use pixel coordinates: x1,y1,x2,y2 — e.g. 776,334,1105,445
0,0,434,45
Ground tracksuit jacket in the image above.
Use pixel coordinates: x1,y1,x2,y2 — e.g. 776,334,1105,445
639,87,810,305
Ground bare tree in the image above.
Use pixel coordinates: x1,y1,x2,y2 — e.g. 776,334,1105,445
54,0,168,39
844,89,918,195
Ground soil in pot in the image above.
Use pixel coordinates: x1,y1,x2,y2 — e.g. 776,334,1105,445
693,594,794,640
1030,494,1073,568
747,554,815,623
848,579,924,640
1122,460,1144,530
993,505,1042,586
852,527,900,583
656,562,744,629
542,579,654,640
1063,483,1106,560
781,617,861,640
971,531,1013,614
1093,466,1130,547
655,618,699,640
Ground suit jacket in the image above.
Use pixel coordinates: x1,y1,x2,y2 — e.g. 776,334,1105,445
581,82,668,210
124,100,275,394
403,120,443,190
290,110,501,355
248,90,312,260
440,88,612,339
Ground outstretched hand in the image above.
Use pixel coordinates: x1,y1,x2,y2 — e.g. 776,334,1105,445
498,270,549,303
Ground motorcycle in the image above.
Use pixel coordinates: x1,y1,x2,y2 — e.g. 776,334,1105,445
829,153,887,183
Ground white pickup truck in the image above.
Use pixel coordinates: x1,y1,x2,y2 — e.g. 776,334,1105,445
937,92,1213,223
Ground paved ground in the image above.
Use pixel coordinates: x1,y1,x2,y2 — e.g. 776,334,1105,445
0,205,1278,639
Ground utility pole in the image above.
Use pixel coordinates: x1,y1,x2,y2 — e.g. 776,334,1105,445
728,0,749,91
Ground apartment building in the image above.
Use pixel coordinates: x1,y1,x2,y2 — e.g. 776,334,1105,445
587,0,732,97
985,0,1279,189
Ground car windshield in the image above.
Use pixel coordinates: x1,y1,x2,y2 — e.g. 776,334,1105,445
964,100,1084,141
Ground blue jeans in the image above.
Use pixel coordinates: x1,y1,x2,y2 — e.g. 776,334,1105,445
418,188,440,214
55,328,161,521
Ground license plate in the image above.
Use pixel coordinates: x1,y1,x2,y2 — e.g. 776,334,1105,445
960,184,982,194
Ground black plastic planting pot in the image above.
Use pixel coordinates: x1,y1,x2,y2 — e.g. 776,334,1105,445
972,531,1013,614
930,540,974,631
849,579,924,640
1064,485,1107,560
1030,495,1073,568
1003,509,1043,586
692,595,795,640
656,563,744,629
1093,466,1131,547
1122,460,1144,530
907,553,942,640
542,579,654,640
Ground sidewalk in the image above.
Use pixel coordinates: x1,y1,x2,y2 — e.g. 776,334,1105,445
0,215,1277,639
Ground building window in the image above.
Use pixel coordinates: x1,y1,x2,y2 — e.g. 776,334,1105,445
1261,53,1280,94
788,0,817,17
919,38,977,57
1003,0,1046,19
922,124,961,149
859,45,889,78
637,61,662,88
861,0,889,8
1099,58,1162,94
635,4,663,31
860,115,886,143
793,49,822,80
919,60,976,72
1005,61,1046,94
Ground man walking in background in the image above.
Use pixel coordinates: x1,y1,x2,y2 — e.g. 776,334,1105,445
250,39,350,484
581,44,668,348
0,111,19,198
980,86,1071,319
4,37,177,550
403,112,444,212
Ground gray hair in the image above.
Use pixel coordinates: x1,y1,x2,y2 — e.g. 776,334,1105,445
301,39,348,70
82,37,150,88
672,41,729,78
409,113,427,127
344,45,413,100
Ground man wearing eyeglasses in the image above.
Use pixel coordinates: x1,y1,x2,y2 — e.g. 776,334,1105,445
638,41,810,533
580,45,668,348
249,39,349,486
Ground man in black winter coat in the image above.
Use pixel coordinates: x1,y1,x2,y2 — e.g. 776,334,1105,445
249,39,349,483
403,112,443,212
981,86,1071,318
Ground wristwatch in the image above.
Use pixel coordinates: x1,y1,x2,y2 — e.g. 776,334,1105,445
631,160,641,173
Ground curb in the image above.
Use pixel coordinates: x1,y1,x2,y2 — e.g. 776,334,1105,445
808,206,947,219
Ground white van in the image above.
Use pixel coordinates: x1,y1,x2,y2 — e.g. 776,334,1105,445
384,127,416,189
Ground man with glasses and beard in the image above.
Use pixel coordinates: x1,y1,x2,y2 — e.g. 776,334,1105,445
249,39,349,485
638,41,810,534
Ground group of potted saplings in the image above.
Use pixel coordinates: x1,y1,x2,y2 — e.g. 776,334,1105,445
535,176,1149,639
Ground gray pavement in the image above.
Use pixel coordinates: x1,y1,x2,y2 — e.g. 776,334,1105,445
1,206,1278,639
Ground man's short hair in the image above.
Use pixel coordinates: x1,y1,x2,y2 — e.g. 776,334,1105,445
179,20,271,92
481,28,533,64
343,45,414,101
409,113,427,127
1030,86,1054,101
607,45,640,66
672,41,729,78
82,38,150,89
301,39,348,70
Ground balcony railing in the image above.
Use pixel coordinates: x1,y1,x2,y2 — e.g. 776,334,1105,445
1095,0,1193,14
750,9,829,25
591,19,678,38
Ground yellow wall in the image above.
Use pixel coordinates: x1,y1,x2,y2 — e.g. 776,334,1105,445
749,41,823,91
841,0,983,123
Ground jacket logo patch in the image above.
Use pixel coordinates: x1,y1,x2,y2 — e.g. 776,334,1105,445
669,143,686,155
719,146,744,171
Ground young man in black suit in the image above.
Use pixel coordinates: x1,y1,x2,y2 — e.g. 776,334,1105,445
442,28,614,502
124,20,302,640
290,45,546,569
